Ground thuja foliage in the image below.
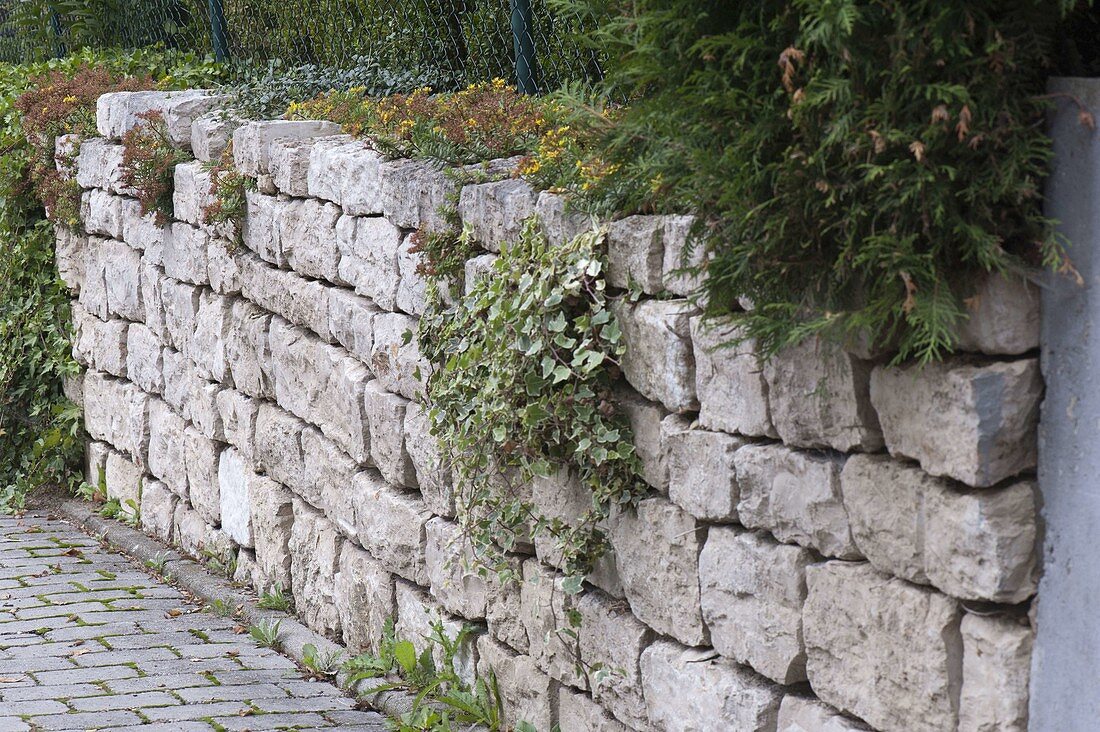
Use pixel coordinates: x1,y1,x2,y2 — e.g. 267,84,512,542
549,0,1081,362
419,220,643,582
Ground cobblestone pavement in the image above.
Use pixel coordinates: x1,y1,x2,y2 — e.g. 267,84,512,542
0,514,387,731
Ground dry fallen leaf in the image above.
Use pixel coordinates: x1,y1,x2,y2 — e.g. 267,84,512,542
165,608,183,618
0,677,24,683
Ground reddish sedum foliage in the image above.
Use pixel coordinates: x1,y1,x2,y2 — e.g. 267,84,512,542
120,110,188,226
202,143,253,242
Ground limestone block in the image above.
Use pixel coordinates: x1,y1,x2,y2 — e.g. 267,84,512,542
140,263,166,340
404,402,455,517
396,233,430,316
269,136,317,196
336,214,404,310
173,503,226,558
486,559,529,654
300,428,361,538
464,252,499,295
159,277,200,354
218,447,254,548
172,161,214,227
102,239,143,321
81,189,124,239
425,517,488,620
71,306,127,377
242,191,284,266
268,318,319,421
335,543,394,654
126,322,164,394
558,690,632,732
610,496,707,646
233,548,262,591
188,380,226,442
476,636,555,732
237,252,333,341
234,120,343,176
165,223,210,286
954,273,1040,356
148,398,188,499
277,197,342,283
55,226,86,293
700,528,813,684
75,137,127,193
216,389,260,467
82,372,149,464
661,215,705,297
395,581,481,685
224,298,274,400
613,387,673,490
184,426,223,527
666,427,748,522
85,441,110,490
97,89,224,148
160,348,198,417
78,236,109,319
458,178,538,253
63,372,84,408
735,444,859,559
207,237,242,295
764,335,883,452
328,288,380,363
777,697,871,732
640,640,784,732
520,561,586,690
105,450,142,519
249,476,295,594
870,357,1041,487
191,111,241,163
290,499,344,638
188,290,231,384
803,561,962,732
607,215,665,294
122,204,168,256
536,191,593,246
690,316,775,437
577,591,653,729
364,381,417,488
371,312,429,400
353,472,431,584
307,138,385,215
959,613,1032,732
379,157,456,232
254,403,306,490
139,479,178,544
615,298,698,413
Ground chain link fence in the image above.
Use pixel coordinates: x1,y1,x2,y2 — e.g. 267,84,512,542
0,0,602,93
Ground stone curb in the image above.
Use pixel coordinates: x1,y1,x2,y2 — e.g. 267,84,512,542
51,494,450,726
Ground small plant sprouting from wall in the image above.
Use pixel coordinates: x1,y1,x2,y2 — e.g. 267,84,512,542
120,110,189,225
202,142,254,241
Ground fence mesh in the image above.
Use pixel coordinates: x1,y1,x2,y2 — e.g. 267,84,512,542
0,0,602,93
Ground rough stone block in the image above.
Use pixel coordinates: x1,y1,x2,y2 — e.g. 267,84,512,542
610,496,707,646
55,226,87,293
300,428,361,538
83,372,149,464
425,517,488,620
126,322,164,394
336,214,404,310
85,440,110,489
187,380,226,441
735,444,859,559
613,387,673,490
615,298,698,413
959,613,1032,732
249,476,295,594
661,215,705,297
160,278,201,358
396,233,430,316
289,499,344,638
224,298,275,400
165,223,210,286
558,690,632,732
404,402,455,517
954,273,1040,356
328,288,380,364
641,640,784,732
464,252,498,296
140,263,166,340
476,636,555,732
102,239,143,321
122,204,168,256
870,357,1041,487
96,89,224,148
353,473,431,584
379,157,456,232
486,558,529,654
268,136,317,196
520,561,586,690
139,478,178,544
218,447,254,547
763,335,883,452
254,403,306,490
607,215,666,294
81,189,125,239
242,191,284,266
690,316,775,437
396,581,481,686
188,290,231,383
216,389,260,467
279,199,342,283
335,543,394,654
666,427,748,522
308,138,385,215
364,381,417,488
76,137,127,193
105,450,142,519
234,120,343,176
536,191,592,246
577,591,653,729
173,503,230,559
191,111,241,163
803,561,962,732
72,306,128,377
207,236,242,295
172,161,214,227
458,178,538,253
78,236,109,319
184,426,223,527
237,252,333,341
147,398,188,499
371,312,429,400
700,528,813,684
777,697,871,732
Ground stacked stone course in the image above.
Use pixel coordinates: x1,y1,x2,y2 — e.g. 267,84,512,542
62,90,1042,732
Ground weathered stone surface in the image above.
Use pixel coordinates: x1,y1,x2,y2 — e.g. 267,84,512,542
404,402,455,517
268,136,318,197
72,305,128,377
78,236,109,319
237,251,333,342
371,312,429,400
83,371,149,464
615,298,698,413
613,386,673,490
764,336,882,452
249,476,295,594
289,499,344,639
139,478,178,543
666,427,748,522
224,297,274,400
777,697,872,732
396,581,481,686
735,443,859,559
234,120,343,176
243,191,284,266
165,223,210,286
207,236,242,295
215,389,259,465
954,273,1040,356
558,690,632,732
140,263,166,339
803,561,962,732
187,379,225,442
577,591,653,729
395,233,430,316
335,214,404,310
959,613,1032,732
160,348,202,422
97,89,224,148
353,472,432,584
217,447,254,547
335,543,394,654
661,215,705,298
610,496,707,646
425,517,488,620
191,111,241,163
173,503,230,559
279,198,342,282
536,191,592,246
184,426,223,527
104,451,142,519
254,403,306,490
641,640,784,732
147,398,188,499
122,204,169,256
300,428,361,538
485,557,529,654
188,290,231,384
159,273,200,352
690,316,775,438
328,288,380,363
75,137,127,193
85,440,110,489
379,157,455,231
172,161,214,227
520,561,586,690
126,322,164,394
102,239,143,321
463,252,499,295
308,138,385,215
458,178,538,253
55,226,87,293
700,528,813,684
476,635,555,731
82,189,125,239
870,357,1041,487
607,215,665,294
364,381,417,488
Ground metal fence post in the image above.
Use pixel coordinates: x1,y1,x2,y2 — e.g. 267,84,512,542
209,0,228,62
50,8,66,58
511,0,536,94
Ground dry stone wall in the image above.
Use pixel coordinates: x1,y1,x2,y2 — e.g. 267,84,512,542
60,89,1043,732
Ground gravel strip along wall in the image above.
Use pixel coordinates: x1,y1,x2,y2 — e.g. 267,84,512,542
60,89,1042,732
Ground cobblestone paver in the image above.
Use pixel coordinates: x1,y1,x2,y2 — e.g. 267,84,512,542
0,514,387,731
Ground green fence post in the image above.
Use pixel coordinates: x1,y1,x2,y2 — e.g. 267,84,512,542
209,0,228,62
511,0,536,94
50,8,66,58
